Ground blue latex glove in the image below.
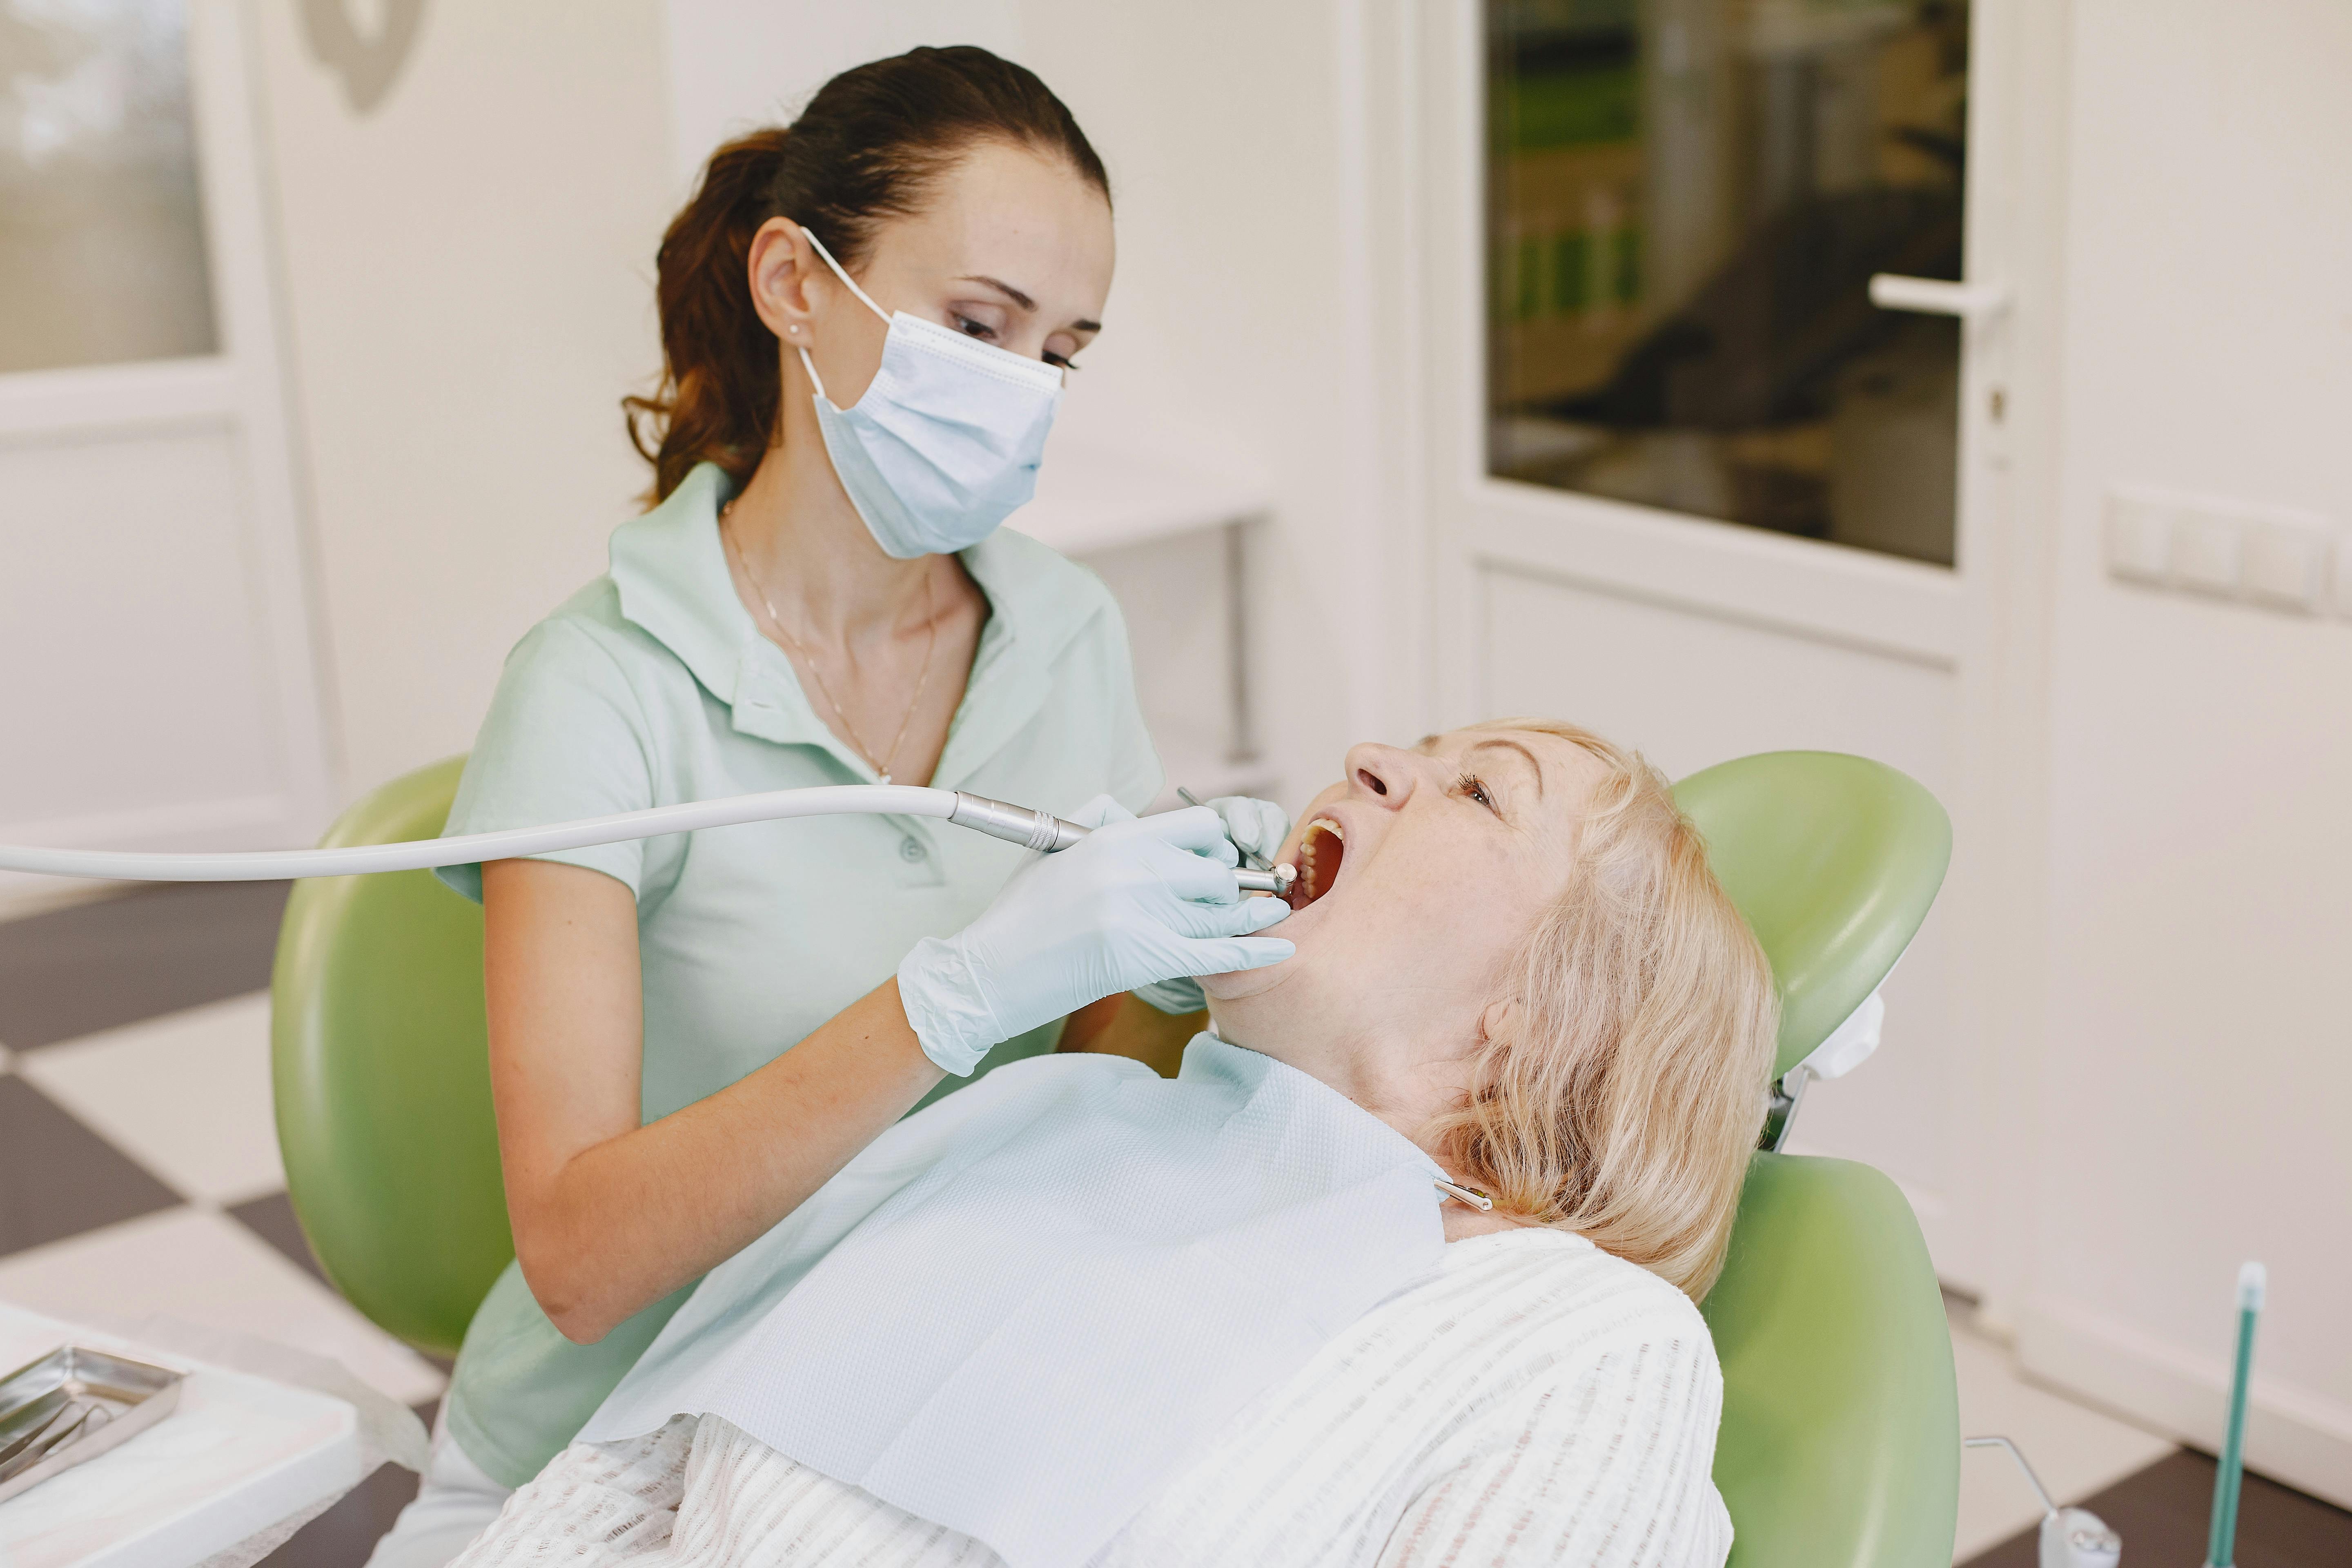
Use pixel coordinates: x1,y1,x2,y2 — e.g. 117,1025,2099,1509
1134,794,1291,1016
898,797,1293,1076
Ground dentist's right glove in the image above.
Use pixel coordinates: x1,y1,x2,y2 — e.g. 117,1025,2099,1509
897,797,1293,1077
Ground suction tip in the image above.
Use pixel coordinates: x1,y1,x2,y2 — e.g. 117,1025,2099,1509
2238,1261,2266,1310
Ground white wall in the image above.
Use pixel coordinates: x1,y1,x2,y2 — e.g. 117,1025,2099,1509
1012,0,1411,806
254,0,673,796
2018,0,2352,1504
666,1,1021,191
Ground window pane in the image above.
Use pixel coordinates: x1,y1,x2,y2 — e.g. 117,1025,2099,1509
0,0,218,374
1486,0,1968,566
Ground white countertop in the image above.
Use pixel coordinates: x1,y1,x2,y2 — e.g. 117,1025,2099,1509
0,1306,361,1568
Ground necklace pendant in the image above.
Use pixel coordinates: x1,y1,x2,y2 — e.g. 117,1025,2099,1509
878,772,891,786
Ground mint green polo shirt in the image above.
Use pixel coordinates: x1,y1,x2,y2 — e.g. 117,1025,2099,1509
434,462,1164,1486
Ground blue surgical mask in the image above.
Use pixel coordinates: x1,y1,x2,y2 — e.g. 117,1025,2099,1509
797,230,1065,559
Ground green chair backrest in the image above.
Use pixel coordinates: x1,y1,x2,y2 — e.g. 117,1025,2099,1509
1676,751,1953,1081
271,756,511,1359
1675,752,1958,1568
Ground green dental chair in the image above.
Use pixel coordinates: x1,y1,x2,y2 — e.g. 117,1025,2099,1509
271,750,1956,1565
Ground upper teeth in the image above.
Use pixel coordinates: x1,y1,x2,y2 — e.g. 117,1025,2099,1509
1308,817,1342,840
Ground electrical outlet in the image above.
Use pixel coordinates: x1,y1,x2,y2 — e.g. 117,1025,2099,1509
2242,516,2332,612
2104,493,2172,584
2171,512,2241,595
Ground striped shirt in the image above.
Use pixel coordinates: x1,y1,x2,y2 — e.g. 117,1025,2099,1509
453,1229,1732,1568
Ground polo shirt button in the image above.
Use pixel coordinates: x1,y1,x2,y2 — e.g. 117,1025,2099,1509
900,837,927,862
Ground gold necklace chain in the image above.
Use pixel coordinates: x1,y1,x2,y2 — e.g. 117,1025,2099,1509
722,502,940,785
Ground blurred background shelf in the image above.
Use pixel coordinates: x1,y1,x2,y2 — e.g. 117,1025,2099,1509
1013,439,1278,813
1008,437,1270,559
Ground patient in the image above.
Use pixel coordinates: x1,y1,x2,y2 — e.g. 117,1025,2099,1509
453,720,1777,1568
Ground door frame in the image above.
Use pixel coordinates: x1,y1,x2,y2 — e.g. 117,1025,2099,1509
1354,0,2072,1306
0,0,332,911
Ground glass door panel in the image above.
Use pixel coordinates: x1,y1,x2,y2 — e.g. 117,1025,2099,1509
1486,0,1968,566
0,0,219,374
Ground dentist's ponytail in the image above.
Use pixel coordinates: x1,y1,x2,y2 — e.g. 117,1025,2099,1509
624,47,1109,504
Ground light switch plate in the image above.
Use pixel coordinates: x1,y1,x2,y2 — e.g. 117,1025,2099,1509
2105,485,2347,618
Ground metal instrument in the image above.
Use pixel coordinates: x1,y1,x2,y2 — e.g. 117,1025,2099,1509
952,791,1294,896
0,1346,184,1503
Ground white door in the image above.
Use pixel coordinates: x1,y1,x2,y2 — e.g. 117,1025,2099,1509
1418,0,2037,1293
0,0,330,911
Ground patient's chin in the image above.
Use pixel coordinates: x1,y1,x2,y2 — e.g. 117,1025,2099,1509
1200,906,1325,1004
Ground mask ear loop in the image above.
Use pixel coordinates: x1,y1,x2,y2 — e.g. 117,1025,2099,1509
795,227,894,406
801,228,893,321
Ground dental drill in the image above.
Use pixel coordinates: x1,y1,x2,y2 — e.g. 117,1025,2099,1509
0,786,1298,895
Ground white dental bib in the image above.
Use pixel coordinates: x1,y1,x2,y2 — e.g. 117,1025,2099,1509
579,1035,1447,1568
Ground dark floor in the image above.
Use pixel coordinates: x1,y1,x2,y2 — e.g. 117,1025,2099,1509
257,1401,436,1566
0,1072,183,1254
0,880,291,1047
1958,1447,2352,1568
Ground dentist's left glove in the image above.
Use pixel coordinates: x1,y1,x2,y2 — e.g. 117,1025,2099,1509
898,796,1294,1076
1203,795,1290,867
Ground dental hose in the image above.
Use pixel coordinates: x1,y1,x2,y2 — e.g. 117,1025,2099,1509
0,786,1296,894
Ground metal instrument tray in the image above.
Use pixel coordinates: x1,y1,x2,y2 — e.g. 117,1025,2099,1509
0,1345,184,1504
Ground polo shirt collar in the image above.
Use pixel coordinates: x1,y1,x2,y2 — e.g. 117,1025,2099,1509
607,462,1102,788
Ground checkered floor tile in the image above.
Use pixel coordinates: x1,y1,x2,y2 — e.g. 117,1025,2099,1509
0,884,443,1564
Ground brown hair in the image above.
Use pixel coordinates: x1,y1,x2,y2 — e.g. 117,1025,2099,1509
624,47,1110,503
1424,719,1778,1300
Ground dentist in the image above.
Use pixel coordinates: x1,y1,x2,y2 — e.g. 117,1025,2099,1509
369,47,1289,1565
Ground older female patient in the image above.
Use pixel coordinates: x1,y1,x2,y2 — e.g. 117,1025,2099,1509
453,720,1778,1568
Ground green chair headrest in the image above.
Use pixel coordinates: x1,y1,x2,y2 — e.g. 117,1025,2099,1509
1674,752,1951,1083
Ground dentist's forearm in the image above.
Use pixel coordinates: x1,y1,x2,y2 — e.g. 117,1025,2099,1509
511,980,942,1343
483,859,943,1343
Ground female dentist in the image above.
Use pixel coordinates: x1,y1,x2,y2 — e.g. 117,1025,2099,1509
368,47,1290,1565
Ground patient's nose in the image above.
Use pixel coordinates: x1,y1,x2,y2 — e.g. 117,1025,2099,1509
1345,743,1417,808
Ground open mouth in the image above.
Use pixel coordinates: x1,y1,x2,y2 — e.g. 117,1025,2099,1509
1284,817,1345,911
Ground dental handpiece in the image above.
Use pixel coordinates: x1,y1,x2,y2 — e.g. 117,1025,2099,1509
948,793,1294,895
0,783,1296,895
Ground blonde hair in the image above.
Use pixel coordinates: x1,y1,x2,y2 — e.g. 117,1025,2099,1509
1425,719,1778,1300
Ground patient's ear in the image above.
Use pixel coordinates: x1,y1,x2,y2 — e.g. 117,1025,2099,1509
1475,997,1518,1049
